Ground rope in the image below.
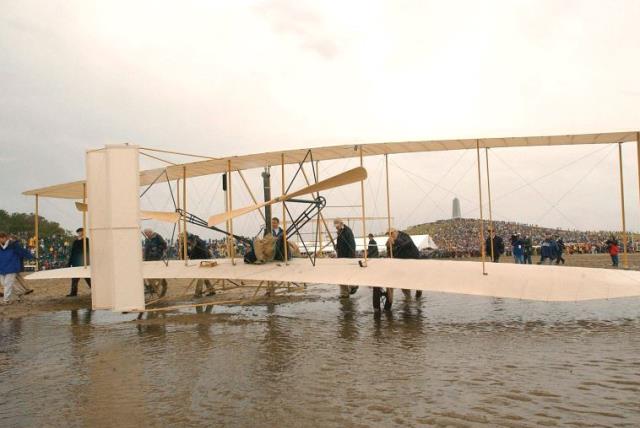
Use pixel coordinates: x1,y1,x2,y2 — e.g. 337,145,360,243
533,146,616,225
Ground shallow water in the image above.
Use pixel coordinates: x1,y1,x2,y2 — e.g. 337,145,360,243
1,286,639,427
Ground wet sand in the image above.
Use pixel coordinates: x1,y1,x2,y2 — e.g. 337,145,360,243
1,254,639,427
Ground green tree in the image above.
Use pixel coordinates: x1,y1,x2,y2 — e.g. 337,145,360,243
0,210,71,238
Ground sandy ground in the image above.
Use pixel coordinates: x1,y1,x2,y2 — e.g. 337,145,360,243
1,253,638,319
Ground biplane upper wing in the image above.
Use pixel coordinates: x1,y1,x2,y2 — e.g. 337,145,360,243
26,258,640,302
22,131,638,199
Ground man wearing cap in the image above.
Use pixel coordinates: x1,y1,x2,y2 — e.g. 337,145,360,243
66,227,91,297
334,218,358,297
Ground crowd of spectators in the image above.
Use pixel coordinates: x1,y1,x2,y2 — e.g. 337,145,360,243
5,217,633,269
408,218,634,258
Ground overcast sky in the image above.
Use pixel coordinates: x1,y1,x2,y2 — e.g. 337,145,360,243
1,0,640,239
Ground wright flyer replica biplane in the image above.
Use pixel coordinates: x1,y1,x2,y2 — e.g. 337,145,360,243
24,131,640,312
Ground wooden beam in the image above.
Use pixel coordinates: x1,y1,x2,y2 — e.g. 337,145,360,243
618,142,629,268
359,146,367,265
237,169,266,222
34,194,39,271
182,167,188,266
476,140,487,275
485,148,495,262
228,160,236,265
82,183,87,268
385,154,393,258
300,165,336,248
281,154,288,264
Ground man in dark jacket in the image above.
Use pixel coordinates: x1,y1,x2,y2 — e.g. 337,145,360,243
511,233,525,264
367,233,379,258
334,218,358,297
271,217,283,238
485,230,504,263
523,236,533,264
0,232,34,304
187,234,216,297
143,228,169,298
555,236,566,265
387,228,422,298
538,236,558,265
67,228,91,297
143,228,168,261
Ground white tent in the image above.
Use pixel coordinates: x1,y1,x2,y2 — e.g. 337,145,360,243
298,234,437,255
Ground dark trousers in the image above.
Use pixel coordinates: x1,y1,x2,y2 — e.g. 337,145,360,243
69,278,91,295
491,254,500,263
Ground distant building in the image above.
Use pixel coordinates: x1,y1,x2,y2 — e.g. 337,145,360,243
452,197,461,219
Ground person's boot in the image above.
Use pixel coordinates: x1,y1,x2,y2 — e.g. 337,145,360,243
66,285,78,297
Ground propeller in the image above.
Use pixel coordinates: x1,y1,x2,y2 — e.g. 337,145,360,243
75,202,181,223
208,166,367,226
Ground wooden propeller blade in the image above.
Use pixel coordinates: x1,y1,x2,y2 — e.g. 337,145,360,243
208,166,367,226
140,210,181,223
75,202,179,223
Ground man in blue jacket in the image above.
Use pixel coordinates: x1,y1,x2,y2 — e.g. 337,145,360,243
0,232,34,304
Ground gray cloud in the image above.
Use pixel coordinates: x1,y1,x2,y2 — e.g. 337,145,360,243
254,0,340,59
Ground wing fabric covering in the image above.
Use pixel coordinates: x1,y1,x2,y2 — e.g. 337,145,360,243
26,258,640,302
75,202,180,223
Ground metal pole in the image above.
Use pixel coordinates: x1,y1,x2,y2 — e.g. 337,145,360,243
385,154,393,258
34,195,39,271
82,183,87,268
360,147,367,265
476,140,487,275
228,160,236,265
182,167,188,266
223,173,229,258
618,142,629,268
176,178,181,259
485,148,495,262
281,154,288,264
262,167,271,235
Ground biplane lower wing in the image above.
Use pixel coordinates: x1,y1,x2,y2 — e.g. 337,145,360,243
26,258,640,302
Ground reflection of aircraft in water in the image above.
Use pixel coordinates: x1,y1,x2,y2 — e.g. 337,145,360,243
23,131,640,312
